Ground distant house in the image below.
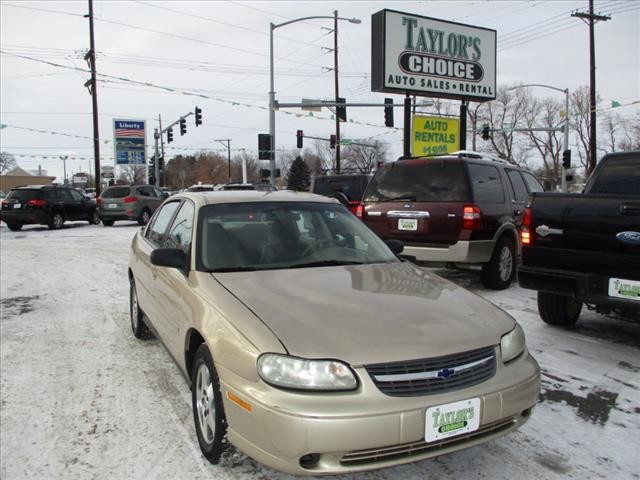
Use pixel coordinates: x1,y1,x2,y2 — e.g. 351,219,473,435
0,166,56,192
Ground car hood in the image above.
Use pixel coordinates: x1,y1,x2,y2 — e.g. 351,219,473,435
213,262,515,366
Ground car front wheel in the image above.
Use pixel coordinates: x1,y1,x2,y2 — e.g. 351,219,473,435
192,344,227,465
6,223,23,231
48,212,64,230
89,209,101,225
538,291,582,327
102,219,115,227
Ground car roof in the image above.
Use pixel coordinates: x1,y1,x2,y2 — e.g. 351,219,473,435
172,190,339,207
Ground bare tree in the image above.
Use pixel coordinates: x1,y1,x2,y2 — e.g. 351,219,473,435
342,139,389,173
569,86,601,171
524,96,564,187
0,151,17,174
117,165,146,184
618,112,640,151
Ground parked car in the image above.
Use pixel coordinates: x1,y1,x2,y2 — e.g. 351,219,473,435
0,184,100,231
360,151,544,289
97,184,164,226
128,190,539,475
518,150,640,326
311,173,373,215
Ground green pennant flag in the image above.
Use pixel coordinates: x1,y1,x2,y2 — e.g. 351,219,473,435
611,100,621,108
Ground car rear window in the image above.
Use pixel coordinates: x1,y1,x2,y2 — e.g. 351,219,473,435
589,156,640,195
312,176,370,201
7,189,44,201
102,186,131,198
363,161,469,202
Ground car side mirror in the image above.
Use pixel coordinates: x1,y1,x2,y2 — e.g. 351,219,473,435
150,248,186,270
385,239,404,255
161,192,169,199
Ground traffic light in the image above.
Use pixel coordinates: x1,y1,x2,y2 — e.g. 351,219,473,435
330,134,337,149
296,130,303,149
481,124,490,140
336,97,346,122
194,106,202,126
562,149,571,169
384,98,394,127
258,133,271,160
167,128,173,143
179,118,187,136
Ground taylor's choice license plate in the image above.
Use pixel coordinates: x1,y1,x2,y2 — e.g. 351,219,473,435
398,218,418,231
108,204,117,209
608,277,640,302
425,397,481,443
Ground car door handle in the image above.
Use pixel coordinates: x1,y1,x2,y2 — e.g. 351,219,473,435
620,203,640,215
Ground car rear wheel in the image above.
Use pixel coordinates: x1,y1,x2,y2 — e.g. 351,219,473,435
192,344,227,465
481,236,515,290
48,212,64,230
538,291,582,327
102,219,115,227
88,209,101,225
130,280,152,339
138,209,151,226
6,223,23,231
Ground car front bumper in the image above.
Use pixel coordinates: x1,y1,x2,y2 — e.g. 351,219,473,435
402,240,494,264
218,350,540,476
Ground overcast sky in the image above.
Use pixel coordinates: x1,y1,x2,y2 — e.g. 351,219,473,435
1,0,638,182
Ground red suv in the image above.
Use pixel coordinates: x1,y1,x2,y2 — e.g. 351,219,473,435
360,152,544,289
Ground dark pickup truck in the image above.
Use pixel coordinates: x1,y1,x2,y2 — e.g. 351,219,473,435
518,151,640,326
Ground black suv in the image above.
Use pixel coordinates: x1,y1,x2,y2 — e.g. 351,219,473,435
1,185,100,231
360,151,544,289
310,174,373,215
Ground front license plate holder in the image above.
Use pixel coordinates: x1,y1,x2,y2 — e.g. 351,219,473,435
398,218,418,231
425,397,481,443
608,277,640,302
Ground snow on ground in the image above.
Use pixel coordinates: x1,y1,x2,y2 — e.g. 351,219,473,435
1,222,639,479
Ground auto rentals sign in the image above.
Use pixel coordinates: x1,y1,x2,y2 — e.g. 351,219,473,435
372,9,496,101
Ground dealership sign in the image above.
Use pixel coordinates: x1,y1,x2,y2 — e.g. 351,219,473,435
113,119,146,165
372,9,496,101
412,115,460,156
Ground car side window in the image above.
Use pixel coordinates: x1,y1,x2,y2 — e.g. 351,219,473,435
138,186,152,197
506,170,529,203
521,171,544,193
164,201,194,253
58,189,74,201
145,201,181,245
69,189,85,201
467,164,504,203
153,187,164,198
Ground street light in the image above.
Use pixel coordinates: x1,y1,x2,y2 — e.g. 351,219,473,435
507,83,570,192
59,155,69,185
269,14,361,185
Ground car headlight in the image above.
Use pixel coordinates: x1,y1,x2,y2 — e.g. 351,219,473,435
500,323,526,363
257,354,358,391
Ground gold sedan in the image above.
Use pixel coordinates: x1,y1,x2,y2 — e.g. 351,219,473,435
128,190,540,475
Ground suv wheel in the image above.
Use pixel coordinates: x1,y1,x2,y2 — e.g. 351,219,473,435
481,236,515,290
138,209,151,226
102,219,115,227
538,292,582,327
89,209,101,225
6,223,23,231
192,344,227,465
48,212,64,230
130,280,152,339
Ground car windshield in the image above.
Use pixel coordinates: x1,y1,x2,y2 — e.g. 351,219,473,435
197,202,398,272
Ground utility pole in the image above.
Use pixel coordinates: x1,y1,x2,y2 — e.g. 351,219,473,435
158,114,165,187
215,139,232,182
333,10,341,174
60,155,68,185
84,0,101,196
572,1,610,174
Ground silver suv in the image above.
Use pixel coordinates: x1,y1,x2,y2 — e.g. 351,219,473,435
98,184,166,226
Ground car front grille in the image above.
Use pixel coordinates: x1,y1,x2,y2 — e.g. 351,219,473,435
365,346,497,397
340,416,516,466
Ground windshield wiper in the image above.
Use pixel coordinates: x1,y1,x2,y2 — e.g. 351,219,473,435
288,260,365,269
208,266,260,272
387,195,416,201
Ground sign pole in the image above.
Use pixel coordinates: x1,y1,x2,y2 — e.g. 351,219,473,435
154,129,160,188
403,93,412,157
459,99,467,150
158,114,165,188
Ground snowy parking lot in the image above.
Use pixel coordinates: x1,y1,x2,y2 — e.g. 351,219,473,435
1,221,639,479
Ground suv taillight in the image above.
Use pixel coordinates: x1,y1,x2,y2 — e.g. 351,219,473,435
1,200,9,208
96,197,103,206
123,196,138,203
27,199,46,208
521,207,532,246
462,205,482,229
355,203,364,219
